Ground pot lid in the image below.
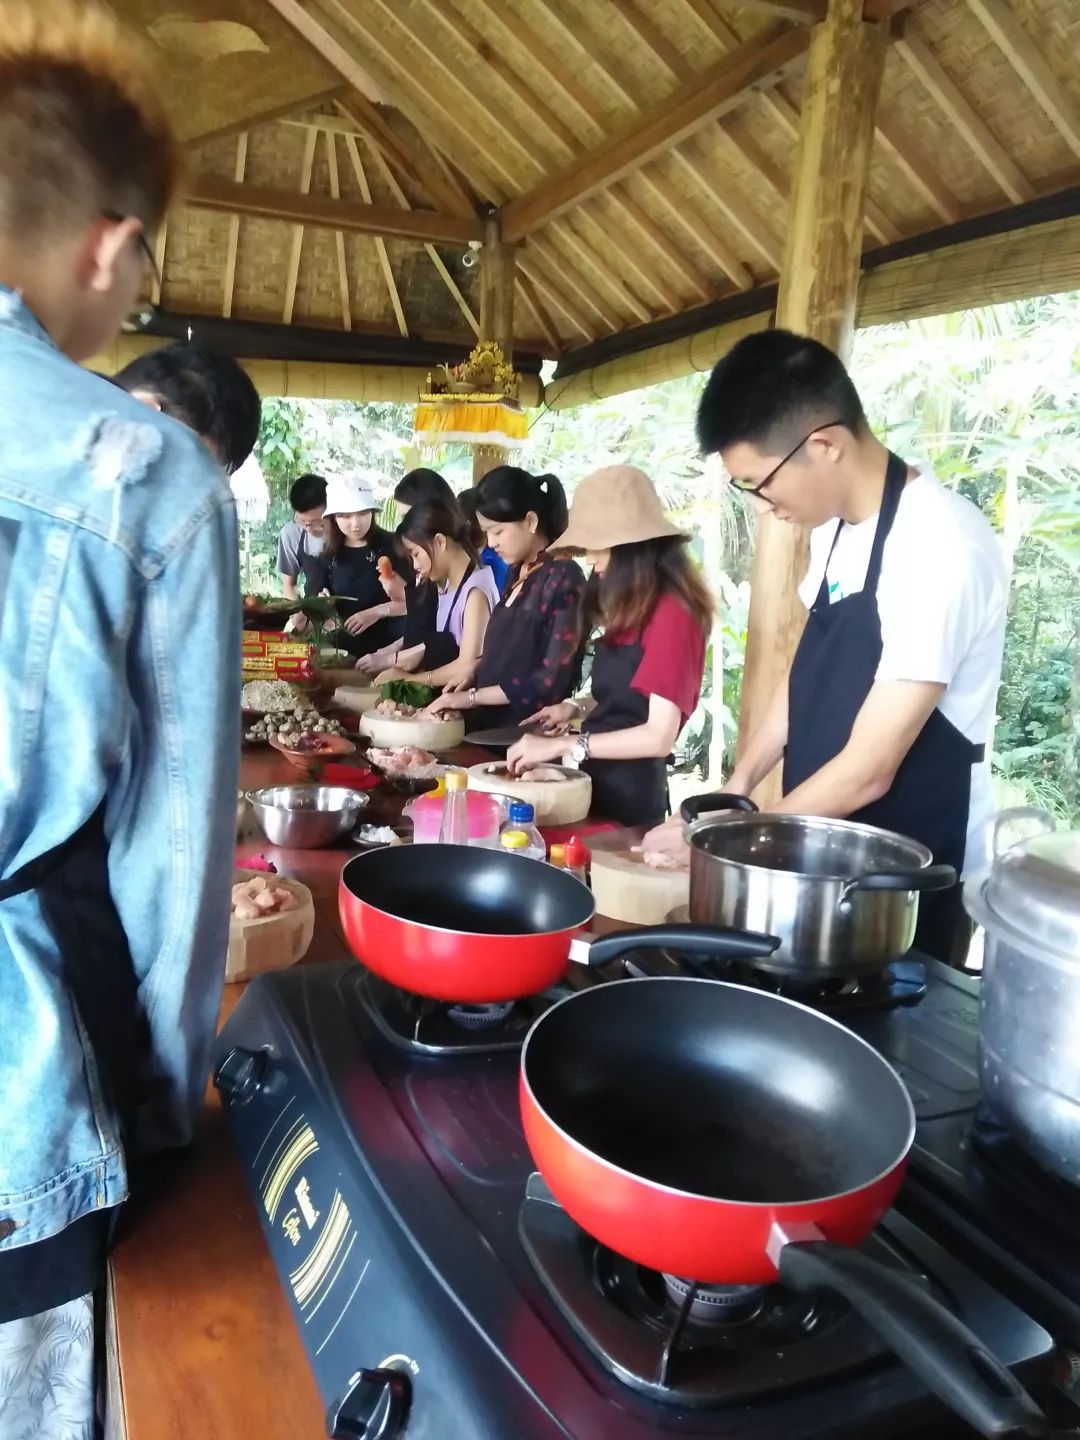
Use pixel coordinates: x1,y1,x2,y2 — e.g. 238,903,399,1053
985,830,1080,960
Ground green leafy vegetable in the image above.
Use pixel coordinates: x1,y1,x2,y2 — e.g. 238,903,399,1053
378,680,437,709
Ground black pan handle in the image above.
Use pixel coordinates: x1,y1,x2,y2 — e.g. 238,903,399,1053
680,792,758,823
778,1241,1046,1438
572,924,780,968
838,863,957,910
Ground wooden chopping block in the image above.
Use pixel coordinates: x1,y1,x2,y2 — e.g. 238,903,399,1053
360,712,465,752
467,762,591,825
589,848,690,926
331,683,380,715
226,871,315,984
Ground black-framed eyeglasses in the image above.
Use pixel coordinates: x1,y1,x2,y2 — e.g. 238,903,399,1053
101,209,160,330
728,419,846,497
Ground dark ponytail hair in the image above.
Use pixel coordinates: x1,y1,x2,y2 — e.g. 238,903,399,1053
474,466,568,545
394,467,455,510
397,499,480,567
456,486,487,552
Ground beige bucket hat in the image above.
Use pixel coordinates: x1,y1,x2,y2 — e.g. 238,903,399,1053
552,465,684,552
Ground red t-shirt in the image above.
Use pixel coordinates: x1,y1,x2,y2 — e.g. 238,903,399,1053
610,593,706,729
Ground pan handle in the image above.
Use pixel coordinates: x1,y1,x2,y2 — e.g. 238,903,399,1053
777,1239,1046,1438
570,925,780,968
679,792,758,823
837,863,957,911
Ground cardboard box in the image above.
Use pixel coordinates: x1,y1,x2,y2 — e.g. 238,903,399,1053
242,630,315,681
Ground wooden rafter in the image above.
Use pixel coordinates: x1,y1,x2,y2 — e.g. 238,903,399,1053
670,148,782,271
334,94,475,220
896,30,1033,204
342,134,404,337
528,234,621,334
283,126,317,325
609,187,713,302
183,176,484,245
151,218,168,309
469,0,607,138
732,0,827,21
516,253,596,344
221,132,248,319
515,274,562,356
875,118,961,223
550,219,654,325
501,26,809,240
363,140,479,338
966,0,1080,160
638,165,755,289
577,205,683,314
322,131,352,332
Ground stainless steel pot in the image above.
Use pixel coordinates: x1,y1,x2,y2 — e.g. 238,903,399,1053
965,807,1080,1186
681,794,956,978
247,785,368,849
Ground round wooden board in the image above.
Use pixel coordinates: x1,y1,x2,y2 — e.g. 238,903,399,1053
329,684,380,715
467,762,591,825
359,711,465,752
227,871,315,984
588,847,690,926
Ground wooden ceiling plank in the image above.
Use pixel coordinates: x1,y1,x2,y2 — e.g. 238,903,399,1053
528,234,622,332
184,176,484,245
966,0,1080,159
670,148,783,271
638,165,755,287
515,274,563,356
364,140,479,338
333,95,476,219
610,186,714,301
552,218,654,324
221,132,248,319
342,134,406,337
608,0,694,80
322,130,353,333
516,254,597,342
151,217,168,309
533,0,639,109
501,26,808,240
875,116,962,223
283,126,317,325
576,206,683,312
735,0,826,20
466,0,605,134
896,29,1033,203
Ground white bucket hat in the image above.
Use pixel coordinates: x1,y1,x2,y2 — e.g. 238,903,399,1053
324,475,379,516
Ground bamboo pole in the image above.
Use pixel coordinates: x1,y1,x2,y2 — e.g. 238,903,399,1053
474,214,517,482
739,0,886,804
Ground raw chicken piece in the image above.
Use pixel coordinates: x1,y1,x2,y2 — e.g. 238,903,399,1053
517,765,569,783
368,746,437,776
634,843,690,872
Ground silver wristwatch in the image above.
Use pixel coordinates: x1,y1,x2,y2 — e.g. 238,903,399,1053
566,733,590,768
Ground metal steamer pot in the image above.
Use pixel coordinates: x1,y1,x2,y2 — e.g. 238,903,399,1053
965,808,1080,1187
681,794,957,978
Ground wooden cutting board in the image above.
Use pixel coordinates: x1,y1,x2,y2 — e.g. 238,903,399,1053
360,711,465,751
226,871,315,984
330,684,380,715
467,761,591,825
589,847,690,925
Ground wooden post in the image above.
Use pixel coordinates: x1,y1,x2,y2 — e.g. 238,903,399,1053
737,0,886,803
474,213,517,483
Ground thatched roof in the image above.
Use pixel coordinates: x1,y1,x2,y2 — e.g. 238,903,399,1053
111,0,1080,381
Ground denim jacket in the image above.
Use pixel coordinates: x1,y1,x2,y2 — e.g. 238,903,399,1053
0,288,241,1251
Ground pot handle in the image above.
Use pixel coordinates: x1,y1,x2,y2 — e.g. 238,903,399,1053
570,924,780,968
992,806,1055,859
679,792,758,823
777,1240,1046,1438
837,863,956,911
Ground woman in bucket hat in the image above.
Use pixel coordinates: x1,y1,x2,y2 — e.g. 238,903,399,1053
316,474,410,660
507,465,713,826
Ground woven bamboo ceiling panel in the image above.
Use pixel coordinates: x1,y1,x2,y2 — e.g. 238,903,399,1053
112,0,1080,359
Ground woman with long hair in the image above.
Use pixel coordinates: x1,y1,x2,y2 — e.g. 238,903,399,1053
427,466,586,728
375,499,500,689
317,475,409,659
507,465,713,826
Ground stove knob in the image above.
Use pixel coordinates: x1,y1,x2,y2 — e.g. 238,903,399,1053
328,1367,411,1439
213,1047,266,1107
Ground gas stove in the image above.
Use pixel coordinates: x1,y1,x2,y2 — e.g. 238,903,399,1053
215,959,1053,1439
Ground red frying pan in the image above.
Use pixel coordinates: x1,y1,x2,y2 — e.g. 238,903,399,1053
520,977,1046,1439
339,845,779,1002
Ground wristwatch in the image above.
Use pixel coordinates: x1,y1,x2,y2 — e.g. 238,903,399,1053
566,732,590,767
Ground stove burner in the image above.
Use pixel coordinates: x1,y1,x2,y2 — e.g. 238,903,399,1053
968,1105,1080,1241
445,1001,515,1030
662,1274,766,1325
353,971,559,1055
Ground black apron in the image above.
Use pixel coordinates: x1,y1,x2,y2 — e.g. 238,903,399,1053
422,562,475,671
403,579,437,650
0,802,143,1317
319,545,406,660
583,635,669,827
471,567,546,729
782,450,982,964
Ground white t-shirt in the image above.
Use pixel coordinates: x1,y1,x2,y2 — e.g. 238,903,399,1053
796,464,1007,874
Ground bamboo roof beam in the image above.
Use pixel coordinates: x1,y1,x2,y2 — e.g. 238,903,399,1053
341,134,405,338
516,274,562,357
875,119,962,224
528,235,622,334
283,126,317,325
364,142,479,339
323,131,353,333
183,177,485,245
151,217,168,309
500,26,810,241
637,166,756,289
608,188,714,302
335,96,476,220
895,29,1034,203
669,149,783,272
965,0,1080,159
576,207,684,314
516,254,597,344
549,220,655,325
736,0,828,20
221,134,248,319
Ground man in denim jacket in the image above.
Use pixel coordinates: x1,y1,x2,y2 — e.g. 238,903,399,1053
0,3,240,1429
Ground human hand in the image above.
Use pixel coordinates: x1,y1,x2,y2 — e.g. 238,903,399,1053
344,607,382,636
507,733,566,774
639,815,690,870
374,667,407,686
521,701,577,736
425,689,470,717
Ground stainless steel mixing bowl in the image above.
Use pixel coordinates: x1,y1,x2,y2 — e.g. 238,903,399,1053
247,785,368,849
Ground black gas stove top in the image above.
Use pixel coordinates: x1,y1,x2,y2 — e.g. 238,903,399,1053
215,958,1056,1440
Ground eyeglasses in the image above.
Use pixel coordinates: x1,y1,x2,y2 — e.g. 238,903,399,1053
101,210,161,330
727,420,846,497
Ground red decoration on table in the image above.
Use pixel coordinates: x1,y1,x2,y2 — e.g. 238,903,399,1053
539,819,621,845
321,762,381,791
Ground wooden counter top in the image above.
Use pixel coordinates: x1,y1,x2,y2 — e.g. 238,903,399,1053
109,745,638,1440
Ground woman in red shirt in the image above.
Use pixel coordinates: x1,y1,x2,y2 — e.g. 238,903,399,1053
508,465,713,826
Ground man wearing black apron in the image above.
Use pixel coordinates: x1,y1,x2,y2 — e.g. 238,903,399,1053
646,330,1008,965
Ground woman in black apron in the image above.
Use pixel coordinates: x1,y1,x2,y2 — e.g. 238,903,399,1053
310,476,408,661
426,467,587,731
506,466,712,828
781,449,981,963
372,499,500,689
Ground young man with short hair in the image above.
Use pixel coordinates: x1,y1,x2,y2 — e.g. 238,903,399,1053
0,2,240,1426
647,329,1007,963
278,472,328,601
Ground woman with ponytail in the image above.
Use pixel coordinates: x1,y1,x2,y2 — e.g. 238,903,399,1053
427,466,586,728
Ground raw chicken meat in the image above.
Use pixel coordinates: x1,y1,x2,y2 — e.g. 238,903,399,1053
516,765,569,783
368,746,437,777
231,874,301,919
374,698,419,718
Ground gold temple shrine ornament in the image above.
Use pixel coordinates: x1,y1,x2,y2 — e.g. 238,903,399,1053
413,340,528,456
